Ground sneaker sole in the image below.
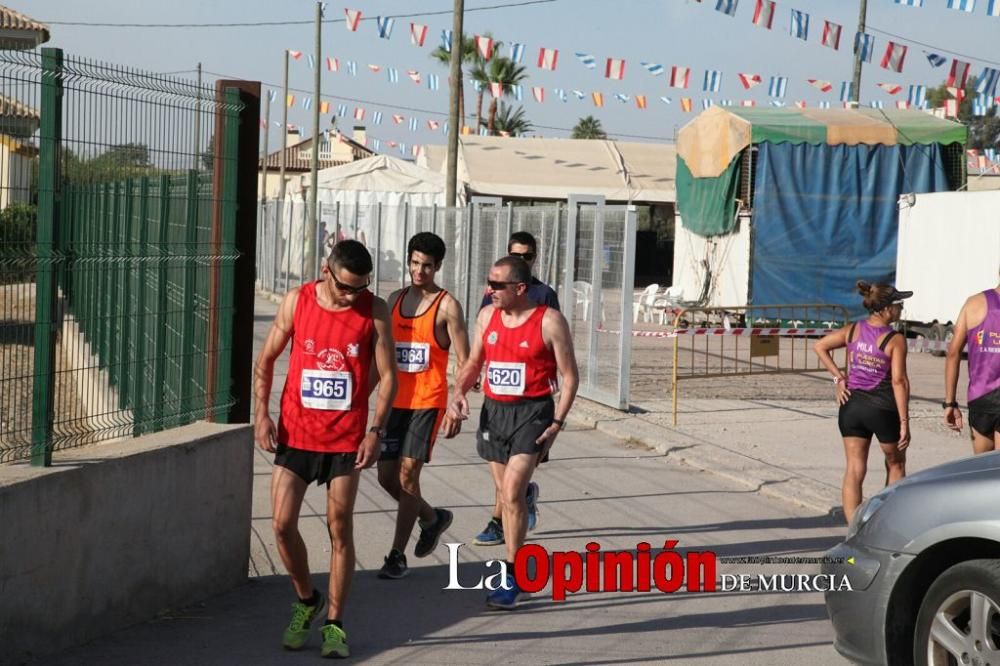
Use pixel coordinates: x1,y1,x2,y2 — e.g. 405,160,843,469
377,568,409,580
321,646,350,658
486,593,531,610
414,510,454,558
472,536,504,546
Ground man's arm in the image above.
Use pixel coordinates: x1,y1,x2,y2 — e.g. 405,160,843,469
447,306,490,420
253,290,299,452
945,298,970,431
888,335,911,449
357,297,398,468
441,294,471,375
535,308,579,457
369,288,402,396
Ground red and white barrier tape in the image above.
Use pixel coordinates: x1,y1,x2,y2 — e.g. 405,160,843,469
597,326,837,338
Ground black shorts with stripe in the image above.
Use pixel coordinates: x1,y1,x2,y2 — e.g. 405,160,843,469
476,396,555,464
379,407,445,463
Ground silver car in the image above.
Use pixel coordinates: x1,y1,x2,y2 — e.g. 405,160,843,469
823,451,1000,665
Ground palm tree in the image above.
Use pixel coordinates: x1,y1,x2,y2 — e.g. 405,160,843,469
572,116,607,140
494,102,533,137
431,34,488,132
477,56,528,134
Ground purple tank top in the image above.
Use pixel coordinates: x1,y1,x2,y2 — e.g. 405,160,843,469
967,289,1000,402
847,320,894,392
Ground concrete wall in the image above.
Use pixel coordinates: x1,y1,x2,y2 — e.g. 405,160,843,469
0,422,253,663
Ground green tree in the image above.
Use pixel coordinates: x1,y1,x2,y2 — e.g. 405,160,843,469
927,76,1000,150
571,115,607,140
430,34,485,132
494,102,533,137
477,56,528,134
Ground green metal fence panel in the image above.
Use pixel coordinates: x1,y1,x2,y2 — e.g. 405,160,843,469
0,48,251,465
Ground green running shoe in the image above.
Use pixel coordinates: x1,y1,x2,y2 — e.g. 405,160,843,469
320,623,350,658
281,595,325,650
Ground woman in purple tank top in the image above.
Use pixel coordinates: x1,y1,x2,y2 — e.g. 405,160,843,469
814,281,913,523
944,277,1000,453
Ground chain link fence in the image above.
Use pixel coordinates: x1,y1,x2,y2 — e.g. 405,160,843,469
256,199,637,409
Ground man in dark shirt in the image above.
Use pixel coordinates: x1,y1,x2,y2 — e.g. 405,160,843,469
474,231,560,547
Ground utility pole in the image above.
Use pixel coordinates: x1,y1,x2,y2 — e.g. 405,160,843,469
851,0,868,105
445,0,464,207
277,50,290,209
259,93,271,222
193,61,202,170
307,1,322,277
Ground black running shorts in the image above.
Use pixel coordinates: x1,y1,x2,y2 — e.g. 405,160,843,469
476,396,555,464
379,407,445,463
969,387,1000,437
838,392,901,444
274,444,357,485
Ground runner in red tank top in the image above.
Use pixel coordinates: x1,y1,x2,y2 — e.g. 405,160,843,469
374,232,470,579
254,240,397,658
448,255,579,610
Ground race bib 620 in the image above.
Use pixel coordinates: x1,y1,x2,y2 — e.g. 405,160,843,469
487,361,526,396
300,369,352,410
396,342,431,373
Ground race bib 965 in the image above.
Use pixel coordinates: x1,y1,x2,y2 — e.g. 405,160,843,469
300,369,352,410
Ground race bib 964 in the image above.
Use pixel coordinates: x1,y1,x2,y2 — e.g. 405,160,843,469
300,369,352,410
487,361,526,396
396,342,431,373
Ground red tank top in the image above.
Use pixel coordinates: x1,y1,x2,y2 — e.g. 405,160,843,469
278,281,374,452
392,288,450,409
482,305,557,402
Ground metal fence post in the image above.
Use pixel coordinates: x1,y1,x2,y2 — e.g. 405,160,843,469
374,201,382,296
179,170,199,424
31,46,63,466
119,178,135,406
152,175,171,432
617,205,637,410
133,177,150,435
504,201,513,242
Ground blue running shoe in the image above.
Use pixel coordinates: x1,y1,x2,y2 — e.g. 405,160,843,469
486,575,530,610
474,517,504,546
526,481,540,532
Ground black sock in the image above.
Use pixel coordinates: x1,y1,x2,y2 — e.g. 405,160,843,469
299,589,320,606
324,619,343,629
492,516,502,524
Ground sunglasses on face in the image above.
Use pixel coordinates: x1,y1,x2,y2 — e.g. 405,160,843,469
508,251,536,261
330,275,370,294
487,280,522,291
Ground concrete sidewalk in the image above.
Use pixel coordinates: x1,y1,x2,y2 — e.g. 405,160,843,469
573,352,974,517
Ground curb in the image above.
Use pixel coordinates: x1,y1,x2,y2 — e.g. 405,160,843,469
567,401,842,518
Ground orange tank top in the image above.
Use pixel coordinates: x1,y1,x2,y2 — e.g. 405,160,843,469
392,288,450,409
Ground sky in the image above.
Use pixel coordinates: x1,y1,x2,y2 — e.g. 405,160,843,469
11,0,1000,153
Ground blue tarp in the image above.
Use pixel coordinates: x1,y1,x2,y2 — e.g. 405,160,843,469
750,142,951,317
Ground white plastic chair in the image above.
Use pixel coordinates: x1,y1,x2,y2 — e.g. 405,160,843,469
653,285,684,325
633,283,660,323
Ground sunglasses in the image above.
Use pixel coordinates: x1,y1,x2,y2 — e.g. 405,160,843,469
487,280,523,291
331,275,370,294
509,251,536,261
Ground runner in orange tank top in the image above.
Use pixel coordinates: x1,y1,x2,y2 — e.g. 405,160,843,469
449,256,579,610
254,240,397,657
375,232,470,579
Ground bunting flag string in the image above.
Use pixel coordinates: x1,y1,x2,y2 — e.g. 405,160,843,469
790,10,809,40
640,62,665,76
576,53,596,69
738,73,761,89
531,86,544,103
410,23,427,46
808,79,832,92
538,47,559,70
703,70,722,92
475,35,494,60
895,0,924,6
440,29,452,52
768,76,787,98
947,0,976,12
326,56,339,72
636,95,648,109
289,50,303,60
606,58,626,80
376,16,394,39
615,93,630,103
821,21,841,50
427,74,440,90
925,51,947,68
854,32,874,63
877,83,903,95
670,66,690,88
345,8,362,32
387,67,398,83
881,42,907,72
715,0,739,17
752,0,775,28
509,43,525,63
947,59,971,88
908,84,927,106
840,81,854,102
592,92,604,107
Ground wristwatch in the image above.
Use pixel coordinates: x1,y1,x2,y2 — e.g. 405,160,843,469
552,418,565,430
942,401,959,409
368,426,386,437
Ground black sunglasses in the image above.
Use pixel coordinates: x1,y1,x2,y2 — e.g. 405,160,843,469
331,275,370,294
508,251,536,261
487,280,523,291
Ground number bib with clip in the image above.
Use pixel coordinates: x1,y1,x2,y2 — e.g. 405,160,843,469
300,369,353,410
395,342,431,373
486,361,526,396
